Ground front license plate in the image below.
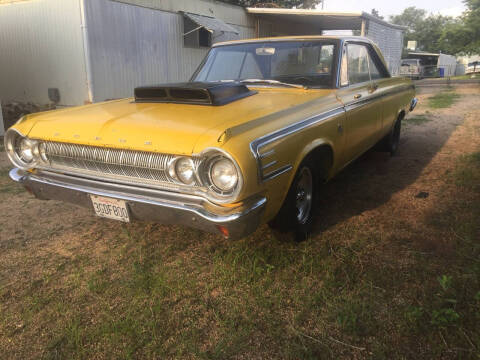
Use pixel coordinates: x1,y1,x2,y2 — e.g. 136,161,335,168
90,195,130,222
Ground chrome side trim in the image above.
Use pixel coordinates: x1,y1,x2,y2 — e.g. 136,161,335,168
259,149,275,159
343,84,414,111
262,160,277,170
263,165,293,182
250,106,345,183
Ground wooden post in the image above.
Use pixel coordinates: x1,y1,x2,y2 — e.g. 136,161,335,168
361,19,366,36
0,102,4,135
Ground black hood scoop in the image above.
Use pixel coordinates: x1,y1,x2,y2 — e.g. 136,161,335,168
134,82,257,106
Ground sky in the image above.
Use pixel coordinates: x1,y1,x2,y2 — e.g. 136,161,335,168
319,0,466,18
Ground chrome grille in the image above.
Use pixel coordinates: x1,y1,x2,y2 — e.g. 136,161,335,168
41,141,198,187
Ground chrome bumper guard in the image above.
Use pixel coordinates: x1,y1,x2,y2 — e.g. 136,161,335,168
10,168,266,239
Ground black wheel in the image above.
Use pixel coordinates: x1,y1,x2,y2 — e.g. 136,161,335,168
378,118,402,156
388,119,402,156
268,157,321,241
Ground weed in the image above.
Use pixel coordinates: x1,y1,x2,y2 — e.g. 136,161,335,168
438,274,453,292
405,306,425,328
428,91,461,108
431,308,460,328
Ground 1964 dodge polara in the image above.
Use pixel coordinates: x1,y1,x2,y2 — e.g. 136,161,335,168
5,36,417,240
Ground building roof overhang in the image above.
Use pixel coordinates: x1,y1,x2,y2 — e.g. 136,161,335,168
246,8,407,31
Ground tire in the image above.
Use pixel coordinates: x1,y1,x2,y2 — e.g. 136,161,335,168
387,119,402,156
268,157,321,241
378,118,402,156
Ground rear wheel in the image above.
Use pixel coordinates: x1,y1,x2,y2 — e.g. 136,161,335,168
268,157,321,241
378,117,402,156
388,119,402,156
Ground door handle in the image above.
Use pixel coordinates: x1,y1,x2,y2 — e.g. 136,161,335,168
354,94,362,99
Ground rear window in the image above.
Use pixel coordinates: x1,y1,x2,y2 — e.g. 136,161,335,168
402,60,419,66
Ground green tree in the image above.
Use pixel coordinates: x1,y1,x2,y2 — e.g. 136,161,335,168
370,8,384,20
391,3,479,55
390,7,427,32
220,0,322,8
390,7,457,54
461,0,480,53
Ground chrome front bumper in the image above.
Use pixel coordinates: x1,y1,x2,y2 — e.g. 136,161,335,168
9,168,266,239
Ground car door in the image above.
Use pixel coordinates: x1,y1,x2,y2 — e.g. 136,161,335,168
336,42,383,164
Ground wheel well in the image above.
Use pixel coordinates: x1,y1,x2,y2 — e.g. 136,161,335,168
398,110,406,121
303,145,333,179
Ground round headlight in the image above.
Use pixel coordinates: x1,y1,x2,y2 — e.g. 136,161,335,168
210,158,238,192
19,138,35,162
175,157,195,185
4,130,39,170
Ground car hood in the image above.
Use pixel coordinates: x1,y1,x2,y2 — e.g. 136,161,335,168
20,87,334,155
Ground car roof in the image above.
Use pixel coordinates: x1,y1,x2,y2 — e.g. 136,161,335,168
212,35,375,47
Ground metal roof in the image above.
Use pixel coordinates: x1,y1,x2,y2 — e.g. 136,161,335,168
183,12,239,34
246,8,407,31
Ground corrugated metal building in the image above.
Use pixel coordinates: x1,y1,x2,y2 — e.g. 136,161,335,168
0,0,405,107
0,0,255,106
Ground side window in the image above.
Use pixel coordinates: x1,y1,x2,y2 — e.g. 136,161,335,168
368,55,382,80
347,44,370,84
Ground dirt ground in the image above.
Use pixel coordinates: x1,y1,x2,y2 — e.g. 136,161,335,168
0,84,479,359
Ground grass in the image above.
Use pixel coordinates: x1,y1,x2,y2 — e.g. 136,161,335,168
428,91,461,109
404,113,432,125
0,95,479,358
0,149,478,359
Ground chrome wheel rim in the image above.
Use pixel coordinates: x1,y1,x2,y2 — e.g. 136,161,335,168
295,167,313,225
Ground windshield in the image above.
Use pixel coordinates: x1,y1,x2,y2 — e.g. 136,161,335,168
192,41,337,88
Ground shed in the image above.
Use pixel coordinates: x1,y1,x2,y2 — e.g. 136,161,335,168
0,0,255,106
406,51,457,77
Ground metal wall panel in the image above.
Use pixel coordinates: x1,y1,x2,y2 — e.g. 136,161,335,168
84,0,255,102
0,0,88,105
111,0,255,28
366,20,404,76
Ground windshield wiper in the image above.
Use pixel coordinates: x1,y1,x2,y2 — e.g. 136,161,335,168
240,79,305,89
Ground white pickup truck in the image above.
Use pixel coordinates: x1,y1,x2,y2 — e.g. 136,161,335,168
400,59,423,79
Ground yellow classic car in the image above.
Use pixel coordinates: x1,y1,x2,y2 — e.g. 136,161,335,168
5,36,417,240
